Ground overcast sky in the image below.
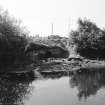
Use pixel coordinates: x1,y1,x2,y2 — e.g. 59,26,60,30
0,0,105,37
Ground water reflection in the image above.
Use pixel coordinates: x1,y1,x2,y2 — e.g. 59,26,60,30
40,71,69,79
1,67,105,105
36,68,105,101
69,69,105,100
0,71,35,105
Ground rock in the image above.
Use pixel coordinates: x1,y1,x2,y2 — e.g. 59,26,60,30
68,56,83,61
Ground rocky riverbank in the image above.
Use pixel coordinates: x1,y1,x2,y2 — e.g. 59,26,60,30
1,58,105,74
37,58,105,73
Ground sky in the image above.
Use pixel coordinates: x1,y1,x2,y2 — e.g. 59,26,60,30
0,0,105,37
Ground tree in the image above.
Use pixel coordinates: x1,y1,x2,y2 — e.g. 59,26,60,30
70,18,105,59
0,9,29,68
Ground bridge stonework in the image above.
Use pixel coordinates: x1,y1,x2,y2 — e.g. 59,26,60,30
65,40,78,58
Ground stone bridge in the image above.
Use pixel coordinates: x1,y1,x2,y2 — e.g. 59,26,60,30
24,42,69,63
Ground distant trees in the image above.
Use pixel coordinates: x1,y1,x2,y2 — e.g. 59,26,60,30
70,18,105,59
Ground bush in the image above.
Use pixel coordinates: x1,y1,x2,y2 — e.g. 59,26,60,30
70,18,105,59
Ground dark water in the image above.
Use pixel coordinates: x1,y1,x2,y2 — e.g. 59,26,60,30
1,69,105,105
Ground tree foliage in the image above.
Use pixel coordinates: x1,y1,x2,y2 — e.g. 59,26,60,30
0,9,29,68
70,18,105,59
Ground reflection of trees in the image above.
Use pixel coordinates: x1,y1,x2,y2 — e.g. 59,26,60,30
69,70,105,100
40,71,69,80
0,71,35,105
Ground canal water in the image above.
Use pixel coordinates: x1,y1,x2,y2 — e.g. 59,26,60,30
0,69,105,105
